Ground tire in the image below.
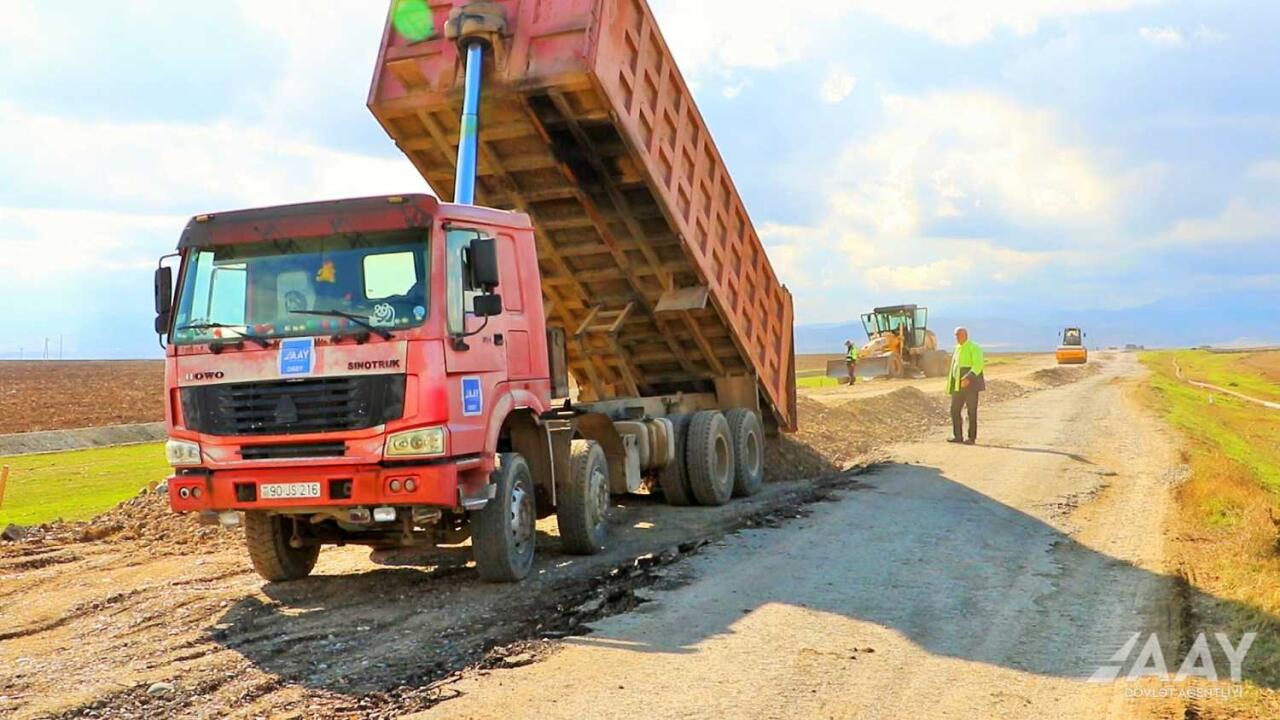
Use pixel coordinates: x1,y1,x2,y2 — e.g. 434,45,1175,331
557,440,611,555
472,453,536,582
657,414,694,506
244,512,319,583
923,351,950,378
725,409,764,498
686,411,735,507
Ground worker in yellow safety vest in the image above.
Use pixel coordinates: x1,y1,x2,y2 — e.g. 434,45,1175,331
947,327,986,445
844,340,859,385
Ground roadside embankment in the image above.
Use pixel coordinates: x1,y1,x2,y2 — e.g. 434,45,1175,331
1142,350,1280,719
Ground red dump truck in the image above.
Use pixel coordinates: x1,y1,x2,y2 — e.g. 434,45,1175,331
156,0,795,583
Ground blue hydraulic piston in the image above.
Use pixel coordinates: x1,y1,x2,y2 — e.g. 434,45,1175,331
454,41,485,205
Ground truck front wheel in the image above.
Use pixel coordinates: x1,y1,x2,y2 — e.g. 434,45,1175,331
244,512,320,583
686,411,735,507
557,440,610,555
473,453,537,582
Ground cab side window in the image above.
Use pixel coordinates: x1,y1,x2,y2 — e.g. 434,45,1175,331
446,227,495,335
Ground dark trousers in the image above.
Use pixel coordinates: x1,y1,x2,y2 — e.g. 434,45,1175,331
847,361,856,384
951,385,979,441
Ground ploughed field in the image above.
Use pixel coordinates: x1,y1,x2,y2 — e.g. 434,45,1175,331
0,361,164,434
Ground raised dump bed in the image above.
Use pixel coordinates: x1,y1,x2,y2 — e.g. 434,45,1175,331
369,0,796,432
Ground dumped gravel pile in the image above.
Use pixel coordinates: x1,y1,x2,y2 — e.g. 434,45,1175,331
1,488,233,555
1032,364,1101,387
985,380,1031,403
768,387,951,480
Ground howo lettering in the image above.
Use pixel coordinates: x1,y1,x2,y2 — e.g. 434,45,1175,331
154,0,796,583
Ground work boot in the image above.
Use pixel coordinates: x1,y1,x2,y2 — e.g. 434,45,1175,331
964,439,976,446
947,437,965,444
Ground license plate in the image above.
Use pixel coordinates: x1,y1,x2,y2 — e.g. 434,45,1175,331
260,482,322,500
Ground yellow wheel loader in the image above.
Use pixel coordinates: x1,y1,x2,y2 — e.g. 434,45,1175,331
1056,327,1089,365
826,305,952,382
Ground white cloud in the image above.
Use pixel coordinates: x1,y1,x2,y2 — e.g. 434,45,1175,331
655,0,1160,73
846,0,1160,45
1139,26,1185,47
756,91,1112,320
836,92,1112,233
235,0,390,134
722,82,747,100
1248,160,1280,181
653,1,847,76
820,67,859,104
1193,25,1228,43
0,104,428,213
1140,24,1228,48
864,257,973,292
1170,200,1280,244
0,208,183,282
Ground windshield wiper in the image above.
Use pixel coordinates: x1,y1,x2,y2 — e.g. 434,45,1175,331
177,322,271,348
291,310,394,340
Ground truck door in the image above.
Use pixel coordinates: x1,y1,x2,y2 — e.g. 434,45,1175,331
442,225,509,454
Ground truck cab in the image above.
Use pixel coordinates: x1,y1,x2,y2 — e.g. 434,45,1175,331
156,194,768,583
159,195,574,581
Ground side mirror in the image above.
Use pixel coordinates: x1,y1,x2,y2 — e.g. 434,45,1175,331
468,238,500,291
154,266,173,314
473,294,503,318
154,266,174,335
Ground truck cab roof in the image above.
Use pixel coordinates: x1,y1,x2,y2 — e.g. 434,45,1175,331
177,194,532,249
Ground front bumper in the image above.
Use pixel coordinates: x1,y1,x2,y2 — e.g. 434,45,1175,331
168,460,474,513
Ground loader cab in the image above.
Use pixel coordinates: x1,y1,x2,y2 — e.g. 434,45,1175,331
1061,328,1085,346
861,305,930,350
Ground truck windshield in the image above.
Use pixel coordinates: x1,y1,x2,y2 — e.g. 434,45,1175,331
172,230,428,345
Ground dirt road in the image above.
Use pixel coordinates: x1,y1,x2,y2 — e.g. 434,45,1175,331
1,353,1212,719
413,353,1197,719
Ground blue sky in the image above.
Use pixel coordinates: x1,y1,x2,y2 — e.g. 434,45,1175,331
0,0,1277,358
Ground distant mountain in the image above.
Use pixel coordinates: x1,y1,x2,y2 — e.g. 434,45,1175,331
795,291,1280,354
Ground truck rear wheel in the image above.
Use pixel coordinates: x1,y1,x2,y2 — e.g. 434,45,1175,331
658,413,695,506
686,411,735,507
244,512,319,583
473,453,536,582
725,409,764,497
557,440,610,555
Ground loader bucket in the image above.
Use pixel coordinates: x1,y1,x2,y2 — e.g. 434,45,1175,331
825,357,892,381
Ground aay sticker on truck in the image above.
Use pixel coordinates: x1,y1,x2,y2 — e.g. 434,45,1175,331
462,377,483,416
279,337,316,377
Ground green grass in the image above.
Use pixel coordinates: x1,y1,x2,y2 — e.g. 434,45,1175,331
0,443,169,526
1143,351,1280,492
1167,349,1280,403
797,375,841,389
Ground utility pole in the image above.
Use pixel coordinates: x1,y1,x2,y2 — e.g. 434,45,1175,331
43,337,49,360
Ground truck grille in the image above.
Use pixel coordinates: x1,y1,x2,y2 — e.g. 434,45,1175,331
240,443,348,461
181,376,405,437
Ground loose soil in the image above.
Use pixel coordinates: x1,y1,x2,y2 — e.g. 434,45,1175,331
0,352,1185,720
0,361,164,434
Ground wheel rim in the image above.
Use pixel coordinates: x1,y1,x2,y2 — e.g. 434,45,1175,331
745,430,762,477
589,465,609,534
509,478,534,556
714,434,732,489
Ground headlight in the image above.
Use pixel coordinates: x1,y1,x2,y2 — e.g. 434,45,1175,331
166,439,203,467
384,427,446,458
